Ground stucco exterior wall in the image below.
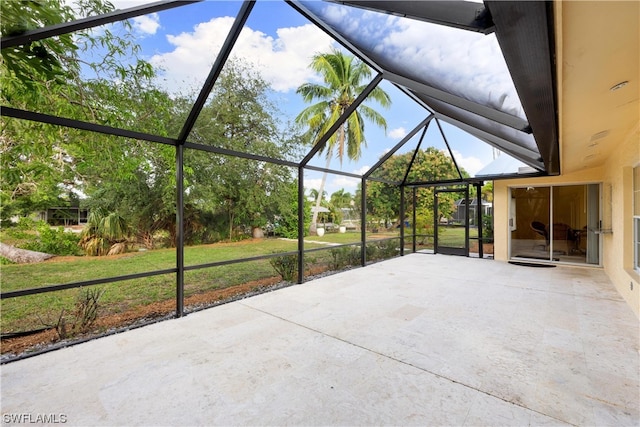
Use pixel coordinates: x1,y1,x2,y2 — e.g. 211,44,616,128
493,125,639,317
602,125,639,317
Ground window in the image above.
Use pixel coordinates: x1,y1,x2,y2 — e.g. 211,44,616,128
634,166,640,271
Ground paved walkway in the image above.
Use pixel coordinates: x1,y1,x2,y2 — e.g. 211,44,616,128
1,255,638,426
278,237,341,246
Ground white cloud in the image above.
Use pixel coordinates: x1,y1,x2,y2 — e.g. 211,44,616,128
149,18,335,94
304,178,323,194
133,13,160,35
331,175,359,190
329,165,370,191
309,3,525,119
353,165,370,175
382,22,521,117
449,150,485,176
388,127,407,140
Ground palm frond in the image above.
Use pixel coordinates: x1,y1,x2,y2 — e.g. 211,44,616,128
346,112,366,161
311,53,342,89
295,101,329,125
101,212,128,241
296,83,332,102
349,62,372,87
366,86,392,109
358,104,388,132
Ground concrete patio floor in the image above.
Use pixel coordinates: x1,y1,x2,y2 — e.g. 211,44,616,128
1,254,639,426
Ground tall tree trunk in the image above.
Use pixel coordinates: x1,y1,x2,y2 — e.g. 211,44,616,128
228,207,234,241
310,153,332,234
310,124,347,235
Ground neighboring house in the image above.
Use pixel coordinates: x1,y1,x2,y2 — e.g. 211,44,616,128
491,2,639,317
452,198,492,225
37,207,89,227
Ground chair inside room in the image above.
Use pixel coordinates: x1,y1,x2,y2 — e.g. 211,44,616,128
530,221,548,250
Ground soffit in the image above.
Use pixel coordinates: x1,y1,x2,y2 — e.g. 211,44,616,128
558,1,639,174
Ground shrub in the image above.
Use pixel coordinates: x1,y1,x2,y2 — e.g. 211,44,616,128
19,222,81,256
15,216,37,230
273,183,311,238
366,239,399,262
366,242,380,261
378,239,399,259
79,209,130,256
269,254,299,282
5,227,32,240
269,252,315,282
0,256,15,265
152,229,172,249
40,287,106,339
329,246,361,270
482,214,494,243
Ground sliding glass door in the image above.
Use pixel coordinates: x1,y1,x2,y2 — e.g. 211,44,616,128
509,184,600,265
510,187,551,261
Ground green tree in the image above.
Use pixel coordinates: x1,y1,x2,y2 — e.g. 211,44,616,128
308,188,327,204
273,180,311,239
0,0,167,226
186,60,300,241
0,0,111,97
330,189,352,209
365,147,465,231
329,188,353,226
295,49,391,233
481,181,494,203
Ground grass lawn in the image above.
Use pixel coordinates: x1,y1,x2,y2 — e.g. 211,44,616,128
0,238,322,332
436,226,478,247
1,233,409,335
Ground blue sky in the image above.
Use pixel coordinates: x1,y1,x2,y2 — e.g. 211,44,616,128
109,0,508,197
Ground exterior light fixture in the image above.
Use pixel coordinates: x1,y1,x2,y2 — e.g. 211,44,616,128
610,81,629,91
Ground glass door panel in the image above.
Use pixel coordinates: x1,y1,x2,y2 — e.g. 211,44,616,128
552,185,599,264
435,187,469,256
586,184,600,264
510,187,551,260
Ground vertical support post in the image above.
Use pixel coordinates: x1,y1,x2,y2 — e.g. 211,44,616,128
476,182,484,259
400,186,405,256
176,144,184,318
464,184,470,256
412,187,417,253
433,190,439,254
297,167,305,284
361,177,367,266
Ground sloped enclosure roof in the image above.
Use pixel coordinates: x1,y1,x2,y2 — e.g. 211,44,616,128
294,0,558,179
1,0,558,182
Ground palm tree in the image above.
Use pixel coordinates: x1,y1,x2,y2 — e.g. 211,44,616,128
330,189,353,209
79,208,130,256
308,188,327,204
296,48,391,233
